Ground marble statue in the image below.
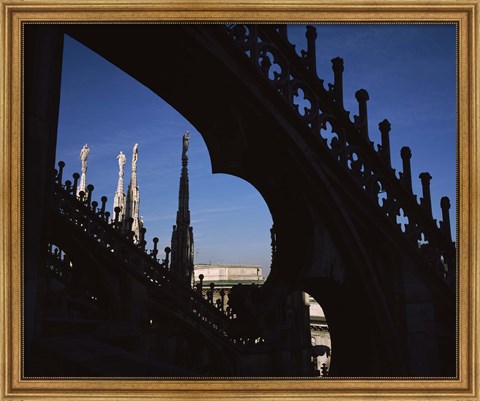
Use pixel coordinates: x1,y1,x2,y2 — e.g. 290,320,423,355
182,131,189,159
117,151,126,176
79,144,90,173
132,143,138,169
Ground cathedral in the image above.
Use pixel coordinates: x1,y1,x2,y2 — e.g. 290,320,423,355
31,131,329,377
23,24,457,379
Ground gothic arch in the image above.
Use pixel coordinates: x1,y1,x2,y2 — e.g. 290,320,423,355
24,24,455,377
60,24,418,375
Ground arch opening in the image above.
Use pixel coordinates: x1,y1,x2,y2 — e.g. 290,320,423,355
304,292,332,377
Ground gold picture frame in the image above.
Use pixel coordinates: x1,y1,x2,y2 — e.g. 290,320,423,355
1,0,478,400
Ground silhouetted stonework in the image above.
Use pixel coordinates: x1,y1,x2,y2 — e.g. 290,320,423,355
24,24,456,378
193,264,331,376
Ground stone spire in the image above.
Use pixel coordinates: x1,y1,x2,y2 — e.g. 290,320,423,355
113,150,127,222
125,143,143,244
170,132,194,286
77,143,90,198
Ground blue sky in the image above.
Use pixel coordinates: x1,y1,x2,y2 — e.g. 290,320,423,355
55,24,456,277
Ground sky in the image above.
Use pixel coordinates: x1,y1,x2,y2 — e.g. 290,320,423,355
55,24,457,278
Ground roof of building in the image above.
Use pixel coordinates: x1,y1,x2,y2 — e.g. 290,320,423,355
195,263,263,269
193,264,264,284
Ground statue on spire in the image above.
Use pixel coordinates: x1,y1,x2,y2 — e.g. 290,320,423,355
117,151,126,176
77,144,90,198
182,132,189,159
132,143,138,170
113,150,127,224
79,144,90,173
125,143,142,245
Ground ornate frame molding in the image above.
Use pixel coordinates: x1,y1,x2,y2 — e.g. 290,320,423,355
0,1,478,400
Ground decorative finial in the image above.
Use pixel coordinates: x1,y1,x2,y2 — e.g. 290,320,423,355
355,89,369,102
440,196,452,242
419,172,433,218
400,147,413,193
331,57,344,109
303,25,317,74
152,237,159,258
57,161,65,185
354,89,370,141
378,119,392,168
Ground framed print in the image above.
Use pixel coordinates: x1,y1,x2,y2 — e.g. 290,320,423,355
0,0,478,400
